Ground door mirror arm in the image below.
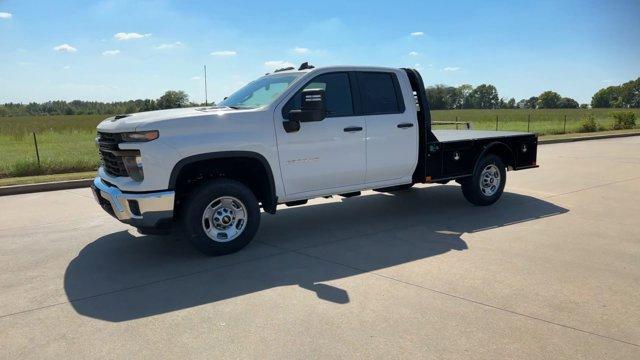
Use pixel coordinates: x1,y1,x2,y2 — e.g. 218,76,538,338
283,119,300,133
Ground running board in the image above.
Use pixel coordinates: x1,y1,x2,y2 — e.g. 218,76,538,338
285,200,308,207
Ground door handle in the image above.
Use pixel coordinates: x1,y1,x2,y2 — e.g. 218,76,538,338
343,126,363,132
397,123,414,129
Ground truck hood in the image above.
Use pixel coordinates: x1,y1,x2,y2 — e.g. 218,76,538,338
96,106,248,132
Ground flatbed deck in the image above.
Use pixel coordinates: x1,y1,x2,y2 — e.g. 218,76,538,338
432,130,532,143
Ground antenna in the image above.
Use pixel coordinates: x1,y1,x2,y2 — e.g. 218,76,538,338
203,65,208,106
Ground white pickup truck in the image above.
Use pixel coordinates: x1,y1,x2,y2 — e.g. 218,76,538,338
93,64,538,255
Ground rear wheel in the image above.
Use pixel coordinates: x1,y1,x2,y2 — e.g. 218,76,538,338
460,154,506,206
182,179,260,256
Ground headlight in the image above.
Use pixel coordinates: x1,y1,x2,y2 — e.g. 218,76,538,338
121,130,159,142
123,155,144,181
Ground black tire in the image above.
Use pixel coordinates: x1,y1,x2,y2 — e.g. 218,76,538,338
460,154,506,206
182,179,260,256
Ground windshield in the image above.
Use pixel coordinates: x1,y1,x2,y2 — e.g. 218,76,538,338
218,74,301,109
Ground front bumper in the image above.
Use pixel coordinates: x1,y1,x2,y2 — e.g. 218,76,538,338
91,177,175,229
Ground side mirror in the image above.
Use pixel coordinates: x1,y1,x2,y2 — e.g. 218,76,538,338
288,89,326,123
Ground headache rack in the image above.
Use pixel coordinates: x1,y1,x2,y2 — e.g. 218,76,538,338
96,132,128,177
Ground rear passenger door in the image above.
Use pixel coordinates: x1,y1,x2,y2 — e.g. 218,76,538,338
358,71,418,184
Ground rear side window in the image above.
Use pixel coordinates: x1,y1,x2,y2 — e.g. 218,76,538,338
358,72,404,115
283,72,354,118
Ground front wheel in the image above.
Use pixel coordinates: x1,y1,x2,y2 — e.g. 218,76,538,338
182,179,260,256
460,154,506,206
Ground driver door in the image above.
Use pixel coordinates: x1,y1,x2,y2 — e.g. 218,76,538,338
274,72,366,197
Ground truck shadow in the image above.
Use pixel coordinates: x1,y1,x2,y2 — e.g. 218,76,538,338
64,185,567,322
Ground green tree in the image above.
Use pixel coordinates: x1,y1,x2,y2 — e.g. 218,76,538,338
466,84,499,109
620,78,640,108
591,86,620,108
590,78,640,108
157,90,190,109
426,85,461,110
557,97,579,108
524,97,538,109
425,85,447,110
457,84,473,109
499,98,516,109
537,91,562,108
25,102,41,115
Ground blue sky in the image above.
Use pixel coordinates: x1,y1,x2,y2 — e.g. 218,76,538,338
1,0,639,104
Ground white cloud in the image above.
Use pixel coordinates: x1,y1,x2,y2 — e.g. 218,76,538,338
210,50,237,57
0,12,12,19
443,67,460,72
190,76,201,80
264,60,295,70
409,51,419,56
114,32,151,41
63,65,71,70
102,49,120,56
53,44,77,53
410,31,424,36
292,47,310,54
156,41,183,50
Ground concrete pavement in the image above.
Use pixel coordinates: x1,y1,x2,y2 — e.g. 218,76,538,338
1,137,639,359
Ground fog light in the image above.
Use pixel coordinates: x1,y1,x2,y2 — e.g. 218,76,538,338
123,155,144,181
127,200,141,216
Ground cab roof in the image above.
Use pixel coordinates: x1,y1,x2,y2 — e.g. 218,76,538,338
266,62,403,76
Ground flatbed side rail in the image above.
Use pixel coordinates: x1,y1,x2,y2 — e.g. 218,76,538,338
431,121,473,130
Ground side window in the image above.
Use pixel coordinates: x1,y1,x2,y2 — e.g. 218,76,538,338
284,72,354,118
358,72,404,115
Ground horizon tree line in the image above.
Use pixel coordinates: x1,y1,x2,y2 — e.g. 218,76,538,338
0,90,201,117
0,77,638,117
426,77,638,110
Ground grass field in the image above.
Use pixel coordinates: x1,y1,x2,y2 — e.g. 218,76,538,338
431,108,640,133
0,115,104,178
1,109,638,178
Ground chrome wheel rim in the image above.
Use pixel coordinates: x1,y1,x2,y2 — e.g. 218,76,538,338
201,196,247,242
479,164,501,197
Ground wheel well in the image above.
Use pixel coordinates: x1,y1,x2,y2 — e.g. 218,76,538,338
172,156,276,213
481,142,515,169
